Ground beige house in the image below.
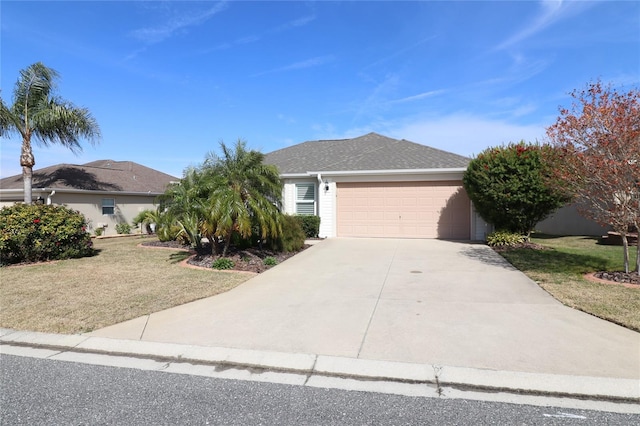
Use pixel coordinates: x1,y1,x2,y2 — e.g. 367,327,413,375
264,132,608,240
0,160,179,236
265,133,491,240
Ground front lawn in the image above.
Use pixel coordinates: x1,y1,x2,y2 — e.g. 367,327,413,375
0,236,251,334
498,234,640,332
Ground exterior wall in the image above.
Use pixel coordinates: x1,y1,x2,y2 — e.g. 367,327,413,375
318,180,335,238
471,206,493,241
55,193,159,236
281,179,298,215
0,192,160,236
283,171,469,239
536,204,610,236
282,178,335,237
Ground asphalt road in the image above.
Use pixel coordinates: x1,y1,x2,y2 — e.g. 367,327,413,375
1,354,638,425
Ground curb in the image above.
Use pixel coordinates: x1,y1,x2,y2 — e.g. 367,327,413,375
1,328,638,406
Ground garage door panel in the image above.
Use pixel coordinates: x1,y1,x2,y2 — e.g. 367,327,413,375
337,181,470,239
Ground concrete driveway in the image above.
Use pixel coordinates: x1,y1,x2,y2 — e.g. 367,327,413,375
91,238,639,380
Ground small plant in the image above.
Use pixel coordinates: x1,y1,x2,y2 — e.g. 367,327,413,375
487,230,526,247
94,228,103,236
115,222,131,235
263,256,278,266
211,257,235,270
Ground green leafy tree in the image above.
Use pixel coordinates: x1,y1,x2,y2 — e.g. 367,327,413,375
463,142,569,238
0,62,101,203
200,140,283,257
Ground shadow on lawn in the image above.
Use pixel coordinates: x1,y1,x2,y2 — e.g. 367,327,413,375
168,251,192,264
499,247,608,275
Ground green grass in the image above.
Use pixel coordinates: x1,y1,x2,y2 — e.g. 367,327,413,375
499,234,640,332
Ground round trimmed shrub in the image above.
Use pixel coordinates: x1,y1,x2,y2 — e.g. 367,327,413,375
0,203,95,265
269,214,306,253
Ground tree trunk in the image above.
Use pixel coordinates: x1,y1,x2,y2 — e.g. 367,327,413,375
636,232,640,276
20,138,35,204
221,233,232,258
620,231,630,274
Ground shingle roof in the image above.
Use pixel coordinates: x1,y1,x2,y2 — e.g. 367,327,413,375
0,160,179,193
264,133,470,174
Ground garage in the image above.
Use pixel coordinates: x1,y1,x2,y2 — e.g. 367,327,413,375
336,181,470,239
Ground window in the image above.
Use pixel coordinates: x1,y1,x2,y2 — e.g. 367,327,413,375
295,183,315,215
102,198,115,215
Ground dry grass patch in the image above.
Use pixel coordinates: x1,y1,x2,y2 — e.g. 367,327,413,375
499,235,640,332
0,236,250,334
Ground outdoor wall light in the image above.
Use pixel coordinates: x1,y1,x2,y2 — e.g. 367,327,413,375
324,180,329,191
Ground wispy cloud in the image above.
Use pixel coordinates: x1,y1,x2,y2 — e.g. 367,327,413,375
131,1,228,45
364,35,437,70
195,13,315,56
388,90,446,105
273,15,316,32
495,0,597,50
495,0,565,50
252,55,335,77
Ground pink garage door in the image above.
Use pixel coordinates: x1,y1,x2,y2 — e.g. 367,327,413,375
336,181,470,239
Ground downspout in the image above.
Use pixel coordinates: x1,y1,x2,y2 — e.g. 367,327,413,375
46,190,56,205
316,173,322,216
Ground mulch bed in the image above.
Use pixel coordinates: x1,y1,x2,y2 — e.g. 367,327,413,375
141,240,308,273
492,243,639,287
592,271,640,286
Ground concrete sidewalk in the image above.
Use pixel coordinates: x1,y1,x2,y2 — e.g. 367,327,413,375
89,238,640,380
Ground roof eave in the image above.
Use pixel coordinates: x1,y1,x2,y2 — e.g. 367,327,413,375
0,188,165,197
282,168,467,178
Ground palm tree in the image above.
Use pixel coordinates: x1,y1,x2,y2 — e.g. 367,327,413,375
158,167,208,250
0,62,101,203
202,140,283,257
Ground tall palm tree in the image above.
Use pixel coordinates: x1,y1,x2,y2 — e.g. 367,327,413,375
0,62,101,203
202,139,283,257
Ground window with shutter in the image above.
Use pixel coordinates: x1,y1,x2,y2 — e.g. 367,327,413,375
295,183,315,215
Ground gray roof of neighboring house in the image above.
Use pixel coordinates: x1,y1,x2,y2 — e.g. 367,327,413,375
264,133,470,174
0,160,179,193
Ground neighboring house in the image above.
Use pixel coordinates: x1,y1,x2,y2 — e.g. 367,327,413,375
536,204,610,236
265,133,490,240
0,160,179,236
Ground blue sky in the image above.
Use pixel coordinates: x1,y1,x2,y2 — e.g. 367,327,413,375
1,0,638,178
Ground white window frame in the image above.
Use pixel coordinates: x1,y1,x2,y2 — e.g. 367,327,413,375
102,198,115,215
295,183,316,215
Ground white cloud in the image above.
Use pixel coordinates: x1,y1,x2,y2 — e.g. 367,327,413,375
384,114,547,157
